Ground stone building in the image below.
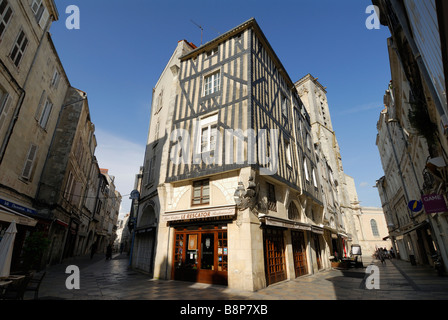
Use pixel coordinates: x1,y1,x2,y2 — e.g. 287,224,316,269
296,74,361,259
0,0,65,269
0,0,121,270
374,0,448,271
355,207,391,258
135,18,356,291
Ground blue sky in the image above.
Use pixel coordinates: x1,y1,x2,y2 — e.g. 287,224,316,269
51,0,391,216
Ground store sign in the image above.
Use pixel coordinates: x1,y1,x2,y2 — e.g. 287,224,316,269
163,205,236,222
0,197,37,215
421,194,448,214
408,200,423,213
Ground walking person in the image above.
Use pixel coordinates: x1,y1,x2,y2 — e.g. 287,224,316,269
379,248,386,265
90,241,98,259
106,243,113,260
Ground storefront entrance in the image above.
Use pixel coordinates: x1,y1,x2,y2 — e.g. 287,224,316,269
264,228,287,286
292,231,308,277
173,225,228,285
313,233,323,270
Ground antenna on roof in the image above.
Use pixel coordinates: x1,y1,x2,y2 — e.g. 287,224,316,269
191,20,203,45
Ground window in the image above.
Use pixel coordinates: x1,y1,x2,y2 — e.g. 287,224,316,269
154,118,160,141
281,95,288,118
38,98,53,129
204,71,221,96
64,172,75,200
30,0,42,15
303,157,310,182
10,30,28,67
31,0,49,29
51,69,60,88
206,47,218,58
267,182,277,211
0,0,13,40
288,202,300,221
0,87,11,131
192,179,210,206
199,114,218,153
312,168,318,188
371,219,380,237
285,140,292,167
22,144,38,180
306,133,311,150
145,154,156,185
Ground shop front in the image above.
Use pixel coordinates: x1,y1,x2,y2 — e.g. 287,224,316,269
291,230,308,277
164,205,235,286
263,227,287,286
173,224,228,285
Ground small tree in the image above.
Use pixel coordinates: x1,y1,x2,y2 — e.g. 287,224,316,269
22,232,50,272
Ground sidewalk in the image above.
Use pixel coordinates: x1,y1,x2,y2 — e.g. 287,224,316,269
33,253,448,300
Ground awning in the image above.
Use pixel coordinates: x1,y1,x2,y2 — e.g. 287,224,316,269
402,221,428,235
311,226,324,235
0,205,37,227
262,216,312,231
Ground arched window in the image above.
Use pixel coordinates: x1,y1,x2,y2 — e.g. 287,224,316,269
370,219,379,237
139,205,156,228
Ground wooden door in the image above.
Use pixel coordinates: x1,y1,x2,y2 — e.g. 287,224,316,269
173,228,228,285
292,231,308,277
264,228,286,286
313,233,323,270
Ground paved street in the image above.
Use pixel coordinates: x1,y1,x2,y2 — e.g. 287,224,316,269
27,253,448,302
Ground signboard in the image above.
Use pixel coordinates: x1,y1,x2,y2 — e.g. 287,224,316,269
0,197,37,215
421,194,448,214
163,205,236,222
129,190,140,200
408,200,423,213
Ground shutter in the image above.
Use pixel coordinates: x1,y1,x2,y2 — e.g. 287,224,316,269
38,8,49,29
22,144,38,180
34,90,46,120
39,100,53,128
0,95,12,131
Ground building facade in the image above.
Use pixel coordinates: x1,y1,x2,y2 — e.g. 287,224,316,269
296,74,361,259
355,207,391,257
374,0,448,271
0,0,121,270
136,18,357,291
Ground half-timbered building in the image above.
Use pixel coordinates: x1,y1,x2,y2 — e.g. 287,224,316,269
139,18,337,291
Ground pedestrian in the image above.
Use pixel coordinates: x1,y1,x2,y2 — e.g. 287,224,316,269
90,241,97,259
106,243,113,260
379,248,386,265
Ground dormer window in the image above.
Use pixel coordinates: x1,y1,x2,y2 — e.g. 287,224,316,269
206,47,218,58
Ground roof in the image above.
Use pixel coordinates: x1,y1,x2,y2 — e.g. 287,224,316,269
180,18,297,90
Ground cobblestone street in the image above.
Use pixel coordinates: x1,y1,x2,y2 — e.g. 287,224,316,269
30,253,448,301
